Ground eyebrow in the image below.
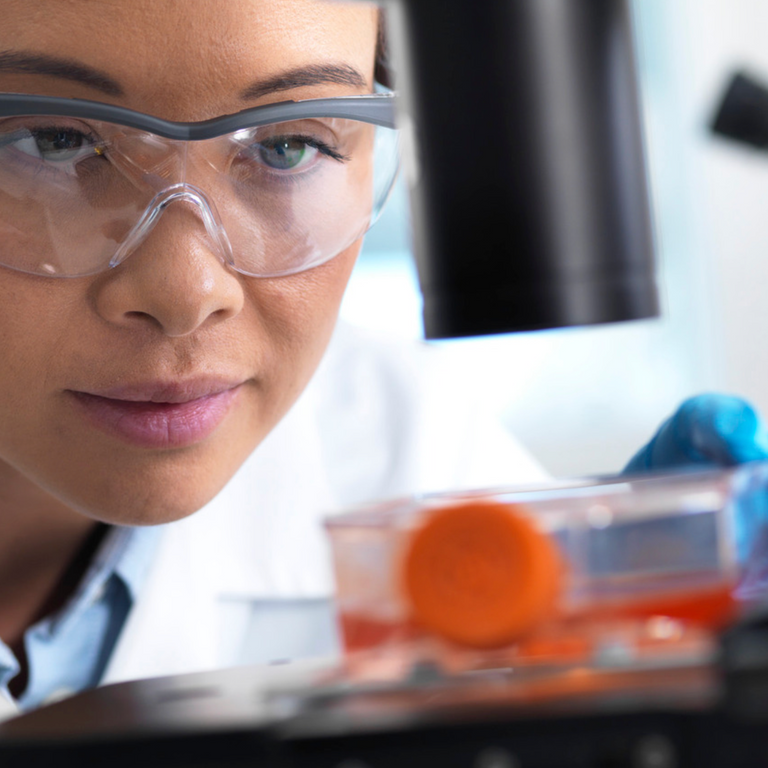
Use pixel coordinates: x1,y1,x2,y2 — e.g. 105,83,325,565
0,51,123,96
0,51,368,103
239,64,368,100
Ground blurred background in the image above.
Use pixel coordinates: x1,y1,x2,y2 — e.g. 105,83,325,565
341,0,768,478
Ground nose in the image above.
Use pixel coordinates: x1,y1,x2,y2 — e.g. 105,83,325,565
93,195,245,337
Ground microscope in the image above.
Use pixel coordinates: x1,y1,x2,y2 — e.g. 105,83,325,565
382,0,658,339
4,1,768,765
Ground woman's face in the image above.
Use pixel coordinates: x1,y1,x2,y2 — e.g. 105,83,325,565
0,0,379,524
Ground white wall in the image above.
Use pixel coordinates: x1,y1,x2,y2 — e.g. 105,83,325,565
341,0,768,479
682,0,768,411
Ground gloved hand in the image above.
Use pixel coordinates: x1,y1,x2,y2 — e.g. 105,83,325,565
624,393,768,474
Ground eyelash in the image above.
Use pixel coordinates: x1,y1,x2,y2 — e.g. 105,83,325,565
246,134,349,165
285,135,348,163
0,124,106,164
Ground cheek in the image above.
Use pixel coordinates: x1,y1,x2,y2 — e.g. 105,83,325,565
0,277,76,411
243,239,360,390
0,276,102,486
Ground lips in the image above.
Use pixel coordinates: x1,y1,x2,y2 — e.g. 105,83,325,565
69,378,244,449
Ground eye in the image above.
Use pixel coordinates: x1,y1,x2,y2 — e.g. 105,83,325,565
8,126,103,164
255,136,318,171
238,129,349,174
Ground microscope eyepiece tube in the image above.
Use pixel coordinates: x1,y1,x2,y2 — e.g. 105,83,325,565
383,0,659,338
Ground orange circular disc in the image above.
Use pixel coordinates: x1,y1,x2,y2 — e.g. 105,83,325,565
401,501,563,649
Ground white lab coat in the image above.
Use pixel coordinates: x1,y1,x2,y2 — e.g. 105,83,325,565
92,322,547,686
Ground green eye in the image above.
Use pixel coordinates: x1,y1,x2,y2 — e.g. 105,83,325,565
257,138,314,170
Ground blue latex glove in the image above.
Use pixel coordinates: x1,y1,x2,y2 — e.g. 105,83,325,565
624,393,768,474
624,395,768,575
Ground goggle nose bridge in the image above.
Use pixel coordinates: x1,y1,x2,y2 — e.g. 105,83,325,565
109,182,235,270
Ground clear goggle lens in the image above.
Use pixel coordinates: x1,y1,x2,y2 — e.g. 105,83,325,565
0,94,399,277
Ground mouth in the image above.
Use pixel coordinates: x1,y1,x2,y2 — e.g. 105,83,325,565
68,378,245,449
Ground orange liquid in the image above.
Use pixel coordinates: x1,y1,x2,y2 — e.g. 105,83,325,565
339,582,736,665
586,582,736,628
340,613,420,653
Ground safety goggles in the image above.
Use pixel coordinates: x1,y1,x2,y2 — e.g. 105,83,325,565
0,92,399,278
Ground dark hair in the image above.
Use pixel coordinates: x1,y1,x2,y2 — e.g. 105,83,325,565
374,10,392,89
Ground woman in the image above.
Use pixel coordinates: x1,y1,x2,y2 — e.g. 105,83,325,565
0,0,762,717
0,0,554,715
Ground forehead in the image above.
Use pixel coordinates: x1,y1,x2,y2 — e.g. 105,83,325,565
0,0,379,119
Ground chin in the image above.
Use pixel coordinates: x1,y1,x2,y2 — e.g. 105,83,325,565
30,408,270,526
58,453,243,527
77,486,219,527
96,498,209,528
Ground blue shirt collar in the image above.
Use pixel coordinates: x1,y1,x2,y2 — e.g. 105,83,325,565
46,523,161,638
0,523,162,703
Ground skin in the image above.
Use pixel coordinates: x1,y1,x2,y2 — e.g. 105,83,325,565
0,0,379,664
